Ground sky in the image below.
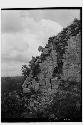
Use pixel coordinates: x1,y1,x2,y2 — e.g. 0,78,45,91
1,9,80,77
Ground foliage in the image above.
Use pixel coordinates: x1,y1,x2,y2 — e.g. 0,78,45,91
21,65,30,79
1,76,25,120
29,56,41,78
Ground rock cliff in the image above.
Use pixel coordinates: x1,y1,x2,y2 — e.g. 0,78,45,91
22,19,81,121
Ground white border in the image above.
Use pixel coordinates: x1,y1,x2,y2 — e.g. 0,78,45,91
0,0,83,8
0,0,83,125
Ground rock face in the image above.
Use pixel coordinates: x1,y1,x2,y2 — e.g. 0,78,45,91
22,19,81,120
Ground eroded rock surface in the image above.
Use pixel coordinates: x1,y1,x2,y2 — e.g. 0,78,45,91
22,19,81,120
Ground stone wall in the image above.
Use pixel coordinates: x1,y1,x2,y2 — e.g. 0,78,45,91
22,19,81,117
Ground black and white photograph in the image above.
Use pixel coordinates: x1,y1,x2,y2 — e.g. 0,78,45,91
1,8,82,122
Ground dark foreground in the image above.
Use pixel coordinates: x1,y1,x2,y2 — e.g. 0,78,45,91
1,76,82,122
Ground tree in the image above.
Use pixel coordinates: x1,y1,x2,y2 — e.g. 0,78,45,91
38,46,43,52
21,65,30,79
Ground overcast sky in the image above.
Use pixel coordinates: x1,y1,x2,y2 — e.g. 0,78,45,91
1,9,80,77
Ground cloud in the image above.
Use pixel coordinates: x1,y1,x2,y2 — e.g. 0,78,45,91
43,9,80,27
20,10,44,21
1,10,63,76
1,10,24,33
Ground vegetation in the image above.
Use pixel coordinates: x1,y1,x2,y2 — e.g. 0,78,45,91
1,19,82,122
22,65,30,79
1,76,25,120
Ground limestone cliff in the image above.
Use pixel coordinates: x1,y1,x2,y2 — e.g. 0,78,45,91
22,19,81,120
